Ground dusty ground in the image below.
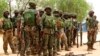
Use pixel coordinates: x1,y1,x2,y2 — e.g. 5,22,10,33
0,32,100,56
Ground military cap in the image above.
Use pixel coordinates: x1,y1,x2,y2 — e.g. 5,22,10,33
29,2,36,7
3,11,9,17
63,12,70,19
71,13,77,18
14,10,19,14
53,10,59,14
44,7,52,11
39,9,44,15
89,10,94,14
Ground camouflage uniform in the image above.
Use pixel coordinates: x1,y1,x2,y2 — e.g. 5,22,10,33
21,8,39,56
53,11,61,53
2,18,15,54
64,18,74,47
12,10,19,36
86,16,96,51
72,17,78,45
55,17,62,51
42,14,56,56
16,13,24,53
38,10,44,56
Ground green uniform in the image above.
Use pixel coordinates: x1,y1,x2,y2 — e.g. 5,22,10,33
22,9,38,55
12,16,19,36
2,18,15,54
42,14,56,56
55,17,69,51
72,19,78,45
64,18,74,47
86,16,96,50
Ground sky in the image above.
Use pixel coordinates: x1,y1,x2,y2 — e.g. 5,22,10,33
11,0,100,21
86,0,100,21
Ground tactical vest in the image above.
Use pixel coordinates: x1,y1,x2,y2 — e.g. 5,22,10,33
87,16,96,28
55,17,65,29
23,9,36,26
43,14,55,28
12,16,19,28
64,19,74,29
3,19,13,30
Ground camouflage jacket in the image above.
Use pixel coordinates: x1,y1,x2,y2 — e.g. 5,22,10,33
64,18,74,30
41,14,56,34
86,16,97,29
3,18,13,30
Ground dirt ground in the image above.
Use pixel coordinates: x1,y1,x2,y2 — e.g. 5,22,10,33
0,32,100,56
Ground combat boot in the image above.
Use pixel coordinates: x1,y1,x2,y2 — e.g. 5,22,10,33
65,48,71,51
12,49,16,54
87,44,92,51
73,41,76,45
4,50,9,55
91,43,96,50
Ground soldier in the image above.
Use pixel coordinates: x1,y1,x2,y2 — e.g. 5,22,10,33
21,2,39,56
53,10,61,52
12,10,19,36
42,7,56,56
72,13,78,45
2,11,15,55
12,10,21,53
86,11,96,51
15,10,24,54
64,13,74,48
38,9,44,56
53,11,70,52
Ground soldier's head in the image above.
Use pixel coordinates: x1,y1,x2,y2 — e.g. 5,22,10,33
68,13,73,19
14,10,19,17
53,10,60,17
29,2,36,9
39,10,44,17
3,11,9,18
63,13,69,19
59,11,63,18
44,7,52,15
72,13,77,19
89,10,94,17
19,10,24,15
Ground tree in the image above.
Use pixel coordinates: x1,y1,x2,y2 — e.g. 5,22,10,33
0,0,8,18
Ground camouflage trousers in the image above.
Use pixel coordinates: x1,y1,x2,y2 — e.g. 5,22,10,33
42,28,55,56
73,29,77,45
20,26,39,56
87,29,95,49
66,29,73,47
3,29,15,53
56,29,63,51
61,29,69,50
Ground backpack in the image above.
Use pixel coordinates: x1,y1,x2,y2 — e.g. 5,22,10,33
23,9,36,26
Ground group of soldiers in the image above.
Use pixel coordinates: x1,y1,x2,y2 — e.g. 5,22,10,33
0,2,98,56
